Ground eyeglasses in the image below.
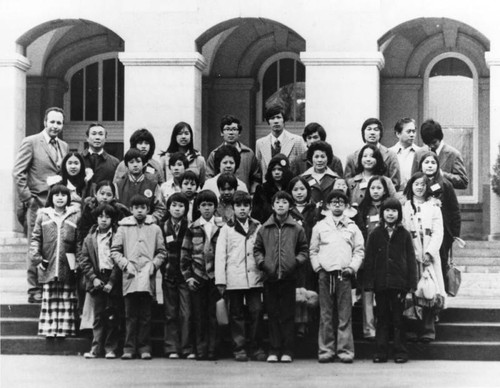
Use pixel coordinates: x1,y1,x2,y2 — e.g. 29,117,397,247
329,200,346,206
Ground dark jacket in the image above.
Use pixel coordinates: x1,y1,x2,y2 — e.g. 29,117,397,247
363,224,418,292
253,214,309,282
427,176,461,238
293,150,344,178
251,182,279,223
162,217,189,283
81,149,120,194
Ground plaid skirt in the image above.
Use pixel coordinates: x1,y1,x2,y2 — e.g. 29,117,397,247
38,281,77,337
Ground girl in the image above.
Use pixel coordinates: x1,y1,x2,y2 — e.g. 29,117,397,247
348,144,396,207
160,122,206,186
29,184,80,338
364,198,417,363
60,152,87,208
402,172,445,343
251,154,294,223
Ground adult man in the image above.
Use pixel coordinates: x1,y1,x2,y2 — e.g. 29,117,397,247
255,105,306,179
13,107,69,303
412,119,468,190
389,118,421,191
81,123,119,195
206,115,261,193
344,118,401,190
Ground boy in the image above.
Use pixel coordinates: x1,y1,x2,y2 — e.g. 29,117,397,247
215,173,238,224
180,170,200,223
160,152,189,204
309,190,364,364
79,203,121,359
161,192,195,360
115,148,165,223
253,191,309,363
215,191,266,362
111,194,166,360
181,190,221,360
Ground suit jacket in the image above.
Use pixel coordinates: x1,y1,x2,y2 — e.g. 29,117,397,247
13,132,69,202
255,130,307,179
81,148,120,186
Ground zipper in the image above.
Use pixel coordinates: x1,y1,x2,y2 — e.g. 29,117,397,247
278,225,282,279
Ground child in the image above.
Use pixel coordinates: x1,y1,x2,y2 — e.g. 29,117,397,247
181,190,221,360
29,184,80,338
215,191,266,362
111,194,167,360
309,190,364,364
364,198,417,363
254,191,309,363
115,148,166,223
180,170,200,223
216,173,238,224
79,203,122,359
161,192,195,360
332,178,358,220
160,152,189,204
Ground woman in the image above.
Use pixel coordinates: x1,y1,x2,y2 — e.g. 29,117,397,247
60,152,87,209
160,122,206,186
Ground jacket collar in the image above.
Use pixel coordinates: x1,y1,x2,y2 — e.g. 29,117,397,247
228,217,260,237
323,212,353,228
262,213,296,228
40,205,79,221
303,166,340,178
118,214,155,226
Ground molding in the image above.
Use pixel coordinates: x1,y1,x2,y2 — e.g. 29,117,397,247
300,52,384,70
118,52,207,70
485,52,500,68
0,54,31,72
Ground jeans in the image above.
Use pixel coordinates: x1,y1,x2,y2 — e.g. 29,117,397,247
362,289,376,338
90,291,121,355
191,278,219,357
124,292,152,355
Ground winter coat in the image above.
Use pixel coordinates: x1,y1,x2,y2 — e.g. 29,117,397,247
162,217,188,283
29,206,80,284
111,215,166,296
215,217,263,290
253,214,309,282
363,225,418,292
301,167,340,207
347,174,396,207
251,181,280,223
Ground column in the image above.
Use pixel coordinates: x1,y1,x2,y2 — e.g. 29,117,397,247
0,53,31,236
300,51,384,165
118,52,207,152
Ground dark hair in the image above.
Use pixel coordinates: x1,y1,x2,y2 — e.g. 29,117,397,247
213,145,241,174
333,178,352,203
180,170,200,188
355,144,387,175
44,107,65,123
166,192,189,215
130,194,149,208
307,140,333,165
271,190,293,206
124,148,144,166
394,118,415,134
379,197,403,226
220,114,242,133
358,175,391,219
418,151,443,179
264,153,294,185
420,119,444,144
85,122,106,137
361,118,384,142
95,180,116,198
168,152,189,169
216,172,238,190
163,122,196,155
302,122,326,141
130,128,156,160
326,189,348,204
60,152,86,195
232,190,252,206
265,105,287,123
196,189,218,208
403,172,432,207
46,183,71,208
92,202,118,223
287,176,312,204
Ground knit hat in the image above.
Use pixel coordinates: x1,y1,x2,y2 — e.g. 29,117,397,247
268,153,290,171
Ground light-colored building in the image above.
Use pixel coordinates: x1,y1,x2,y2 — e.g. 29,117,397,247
2,0,500,239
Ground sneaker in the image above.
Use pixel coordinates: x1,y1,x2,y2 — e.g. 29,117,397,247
395,357,408,364
186,353,196,360
84,352,97,359
339,357,353,364
252,351,268,362
373,356,388,363
280,354,293,363
28,293,42,304
121,353,133,360
318,356,334,363
105,351,116,359
141,352,152,360
169,353,180,359
266,354,278,363
234,352,248,362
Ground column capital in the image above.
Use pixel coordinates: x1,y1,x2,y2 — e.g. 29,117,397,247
485,52,500,67
0,53,31,72
118,52,207,70
300,51,384,70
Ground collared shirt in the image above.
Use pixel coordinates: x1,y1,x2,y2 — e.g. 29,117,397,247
128,173,145,183
199,216,216,241
97,229,113,270
160,178,180,203
270,132,284,149
434,141,444,156
88,149,104,155
42,130,62,165
237,218,249,233
389,142,421,189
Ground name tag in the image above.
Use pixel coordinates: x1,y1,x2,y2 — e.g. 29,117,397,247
369,214,380,223
166,235,175,243
431,183,441,192
360,181,368,189
308,179,316,186
146,166,155,175
214,216,223,225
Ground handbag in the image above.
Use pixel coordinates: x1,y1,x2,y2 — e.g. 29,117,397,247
416,267,437,301
403,294,422,321
447,265,461,297
216,298,229,326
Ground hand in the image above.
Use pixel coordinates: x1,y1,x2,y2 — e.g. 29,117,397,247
217,285,226,296
103,284,112,293
126,263,137,278
149,263,156,276
37,261,49,271
341,268,353,279
186,278,199,291
93,278,104,289
84,168,94,183
423,253,433,266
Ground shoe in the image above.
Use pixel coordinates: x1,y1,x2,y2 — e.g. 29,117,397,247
395,357,408,364
141,352,152,360
84,352,97,359
339,357,353,364
186,353,196,360
121,353,133,360
318,356,334,364
266,354,278,363
373,356,388,363
196,354,208,361
234,352,248,362
169,353,180,359
28,294,42,304
105,351,116,359
280,354,293,363
252,351,268,362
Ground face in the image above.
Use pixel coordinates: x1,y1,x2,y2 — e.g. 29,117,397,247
383,208,399,225
97,212,112,231
327,197,346,217
44,111,64,139
221,123,240,144
397,122,416,147
291,180,308,204
305,132,321,147
169,201,186,220
361,148,376,171
219,156,236,174
136,140,151,157
364,124,381,145
426,138,441,152
421,156,438,177
170,160,186,178
131,204,148,221
272,198,290,217
369,179,385,202
181,179,197,199
176,127,191,148
127,157,143,176
96,185,114,204
65,155,81,177
312,150,328,172
87,126,106,150
234,202,251,222
52,192,68,209
219,184,235,203
412,177,427,198
333,179,348,194
198,201,215,221
268,113,285,136
271,165,283,182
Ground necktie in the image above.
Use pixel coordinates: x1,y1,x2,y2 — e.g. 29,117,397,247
90,152,99,170
49,139,60,166
273,140,281,156
173,222,180,237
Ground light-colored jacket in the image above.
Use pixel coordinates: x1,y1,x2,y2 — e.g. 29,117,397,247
215,218,263,290
309,213,364,273
111,215,166,296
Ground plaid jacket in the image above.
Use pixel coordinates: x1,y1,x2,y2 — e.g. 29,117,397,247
162,217,188,283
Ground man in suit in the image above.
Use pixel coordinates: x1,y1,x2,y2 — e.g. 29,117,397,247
255,105,306,179
13,107,69,303
344,118,401,191
412,119,469,190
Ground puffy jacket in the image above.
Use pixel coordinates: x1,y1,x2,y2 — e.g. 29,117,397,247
215,218,263,290
253,214,309,282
